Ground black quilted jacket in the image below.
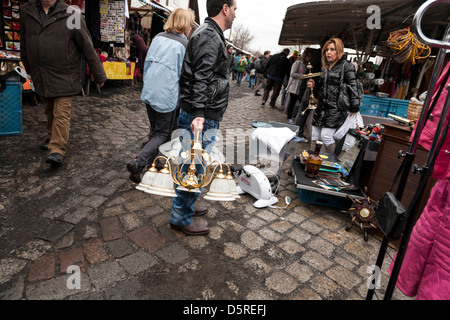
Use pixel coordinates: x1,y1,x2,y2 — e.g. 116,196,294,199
312,56,360,128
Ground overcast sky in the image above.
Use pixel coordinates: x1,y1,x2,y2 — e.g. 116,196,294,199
196,0,315,54
131,0,317,54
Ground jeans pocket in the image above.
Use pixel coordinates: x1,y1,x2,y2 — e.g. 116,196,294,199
177,109,193,130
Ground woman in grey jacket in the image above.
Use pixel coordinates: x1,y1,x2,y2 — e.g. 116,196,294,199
285,49,313,124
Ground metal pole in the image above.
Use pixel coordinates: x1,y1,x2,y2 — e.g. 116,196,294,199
367,0,450,300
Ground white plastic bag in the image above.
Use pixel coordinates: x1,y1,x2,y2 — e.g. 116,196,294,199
14,66,34,91
334,112,364,141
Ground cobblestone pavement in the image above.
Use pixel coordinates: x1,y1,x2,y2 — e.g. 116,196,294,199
0,79,409,301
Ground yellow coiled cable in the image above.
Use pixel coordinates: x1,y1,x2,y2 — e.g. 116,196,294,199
387,27,431,64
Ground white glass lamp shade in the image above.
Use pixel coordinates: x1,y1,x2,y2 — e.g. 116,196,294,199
204,171,235,201
226,174,240,199
145,166,177,198
136,168,157,192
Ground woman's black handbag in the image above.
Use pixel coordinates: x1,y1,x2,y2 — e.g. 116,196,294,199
374,162,408,240
337,63,351,111
337,62,363,111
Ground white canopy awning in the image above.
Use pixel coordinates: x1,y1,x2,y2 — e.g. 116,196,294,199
132,0,171,13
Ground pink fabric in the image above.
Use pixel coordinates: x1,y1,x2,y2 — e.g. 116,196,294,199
411,61,450,181
389,180,450,299
390,62,450,299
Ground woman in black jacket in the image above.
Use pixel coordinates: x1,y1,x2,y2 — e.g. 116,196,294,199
307,38,360,153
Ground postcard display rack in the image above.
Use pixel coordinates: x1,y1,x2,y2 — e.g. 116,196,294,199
100,0,125,46
1,0,26,53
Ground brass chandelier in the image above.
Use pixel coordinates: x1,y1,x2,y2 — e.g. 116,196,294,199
135,135,239,202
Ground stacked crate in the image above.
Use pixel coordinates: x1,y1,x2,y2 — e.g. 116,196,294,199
359,95,410,118
0,81,23,136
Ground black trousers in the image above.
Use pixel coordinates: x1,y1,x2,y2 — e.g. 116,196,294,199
136,104,176,168
286,92,299,119
262,77,283,107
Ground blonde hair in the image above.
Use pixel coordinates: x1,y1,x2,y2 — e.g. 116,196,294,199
164,7,195,34
321,38,345,70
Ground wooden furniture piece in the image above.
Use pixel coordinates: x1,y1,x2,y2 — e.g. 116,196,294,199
367,123,436,227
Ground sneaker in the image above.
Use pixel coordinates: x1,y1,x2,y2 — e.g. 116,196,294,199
292,136,308,143
261,101,266,106
287,119,294,124
127,160,142,183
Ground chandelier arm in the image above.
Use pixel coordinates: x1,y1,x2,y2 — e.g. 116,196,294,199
172,168,186,186
159,155,187,186
199,161,222,188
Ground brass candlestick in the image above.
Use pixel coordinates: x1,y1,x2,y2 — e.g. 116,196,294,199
301,63,323,116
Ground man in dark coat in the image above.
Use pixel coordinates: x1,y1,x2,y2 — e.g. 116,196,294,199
20,0,107,165
254,50,270,96
261,48,291,108
226,44,235,76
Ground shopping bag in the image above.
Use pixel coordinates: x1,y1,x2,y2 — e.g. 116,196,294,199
334,112,364,140
14,66,34,91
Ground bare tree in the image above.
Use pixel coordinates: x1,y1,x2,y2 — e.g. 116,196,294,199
229,23,254,52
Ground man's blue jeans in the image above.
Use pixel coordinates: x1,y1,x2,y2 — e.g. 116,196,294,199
170,109,220,227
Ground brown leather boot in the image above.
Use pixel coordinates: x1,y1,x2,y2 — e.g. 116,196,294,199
170,221,210,236
193,206,208,217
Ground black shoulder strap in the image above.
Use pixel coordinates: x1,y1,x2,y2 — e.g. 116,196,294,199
340,61,347,83
156,32,188,48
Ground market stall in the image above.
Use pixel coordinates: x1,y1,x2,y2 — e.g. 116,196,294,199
83,0,135,93
276,0,450,244
278,0,450,124
278,0,450,299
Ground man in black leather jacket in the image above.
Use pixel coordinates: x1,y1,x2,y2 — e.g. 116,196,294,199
170,0,237,236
